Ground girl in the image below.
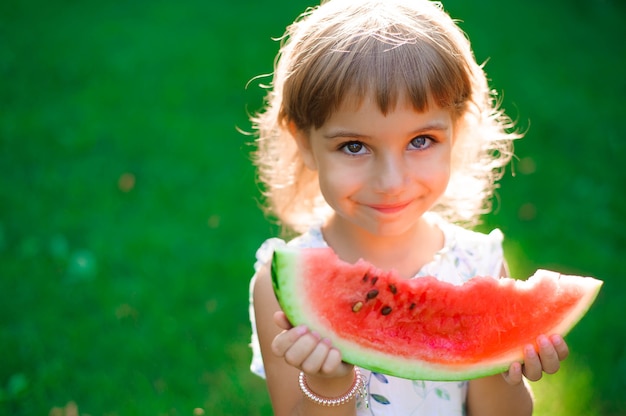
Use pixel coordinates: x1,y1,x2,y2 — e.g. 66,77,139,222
248,0,569,414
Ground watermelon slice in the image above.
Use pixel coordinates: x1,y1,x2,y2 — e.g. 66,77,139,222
271,247,602,381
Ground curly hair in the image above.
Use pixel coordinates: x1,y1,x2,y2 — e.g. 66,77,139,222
250,0,519,234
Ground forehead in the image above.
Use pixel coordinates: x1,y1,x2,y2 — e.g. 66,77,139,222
315,93,454,136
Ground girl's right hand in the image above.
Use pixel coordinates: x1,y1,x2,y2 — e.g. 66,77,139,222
271,311,354,378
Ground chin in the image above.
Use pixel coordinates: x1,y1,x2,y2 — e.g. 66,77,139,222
365,219,421,239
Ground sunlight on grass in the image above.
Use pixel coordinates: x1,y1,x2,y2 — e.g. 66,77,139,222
533,355,601,415
1,0,623,414
49,401,79,416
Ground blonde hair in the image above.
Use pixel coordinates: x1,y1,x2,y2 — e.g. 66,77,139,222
251,0,519,233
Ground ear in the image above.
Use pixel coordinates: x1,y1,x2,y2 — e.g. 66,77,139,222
288,121,317,171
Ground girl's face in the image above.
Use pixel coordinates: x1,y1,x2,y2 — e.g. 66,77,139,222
294,96,454,238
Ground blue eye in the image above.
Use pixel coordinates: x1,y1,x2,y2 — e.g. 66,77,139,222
341,141,367,155
409,136,433,150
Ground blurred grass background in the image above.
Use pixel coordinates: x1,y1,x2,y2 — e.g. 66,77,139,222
0,0,624,415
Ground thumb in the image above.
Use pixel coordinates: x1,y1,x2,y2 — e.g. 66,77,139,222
502,361,523,385
273,311,294,330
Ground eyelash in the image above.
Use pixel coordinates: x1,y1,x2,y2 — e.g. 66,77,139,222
409,135,435,150
340,141,367,155
339,135,435,155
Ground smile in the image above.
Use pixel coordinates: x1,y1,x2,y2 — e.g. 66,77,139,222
367,201,412,214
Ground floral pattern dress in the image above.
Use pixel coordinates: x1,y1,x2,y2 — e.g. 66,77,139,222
249,214,504,415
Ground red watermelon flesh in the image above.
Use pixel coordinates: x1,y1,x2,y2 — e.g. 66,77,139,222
271,247,603,380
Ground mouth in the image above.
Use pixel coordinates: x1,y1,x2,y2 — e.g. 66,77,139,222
367,201,412,214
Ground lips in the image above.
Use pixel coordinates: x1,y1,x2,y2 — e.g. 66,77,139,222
368,201,412,214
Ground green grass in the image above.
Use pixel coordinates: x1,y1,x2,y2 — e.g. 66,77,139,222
1,0,624,414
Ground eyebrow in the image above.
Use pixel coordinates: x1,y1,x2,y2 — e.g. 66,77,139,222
323,122,450,140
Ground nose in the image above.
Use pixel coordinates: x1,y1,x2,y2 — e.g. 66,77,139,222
372,152,407,194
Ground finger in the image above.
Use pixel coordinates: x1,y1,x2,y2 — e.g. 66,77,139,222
502,361,523,385
522,344,543,381
537,335,560,374
301,338,331,374
550,334,570,361
271,325,308,357
321,347,353,378
283,331,321,368
273,311,293,330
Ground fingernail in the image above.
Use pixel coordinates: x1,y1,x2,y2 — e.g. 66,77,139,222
295,325,308,336
525,345,537,357
538,335,550,348
550,334,563,346
511,361,522,376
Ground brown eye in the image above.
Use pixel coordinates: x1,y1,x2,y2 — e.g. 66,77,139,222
341,141,366,155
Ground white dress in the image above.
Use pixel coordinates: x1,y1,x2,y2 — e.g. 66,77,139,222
249,215,504,415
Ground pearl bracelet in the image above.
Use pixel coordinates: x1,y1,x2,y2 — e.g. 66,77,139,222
298,367,365,407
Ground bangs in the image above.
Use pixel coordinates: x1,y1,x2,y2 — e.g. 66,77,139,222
281,28,472,130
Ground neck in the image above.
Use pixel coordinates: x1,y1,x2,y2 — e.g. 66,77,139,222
321,214,444,279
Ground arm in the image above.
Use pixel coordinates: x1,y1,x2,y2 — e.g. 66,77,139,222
467,334,569,416
466,263,570,416
252,264,358,416
467,373,533,416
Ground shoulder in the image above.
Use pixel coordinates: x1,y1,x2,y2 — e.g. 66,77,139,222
251,226,326,326
446,222,504,251
432,216,505,280
252,261,275,316
253,227,326,272
433,212,503,253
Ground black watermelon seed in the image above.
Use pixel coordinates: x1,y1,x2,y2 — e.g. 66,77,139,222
381,306,392,315
409,303,416,310
366,289,379,300
362,273,369,283
371,277,378,285
388,284,397,294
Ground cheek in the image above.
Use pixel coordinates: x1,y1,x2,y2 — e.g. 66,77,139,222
411,150,452,187
417,167,450,195
434,158,452,184
438,163,452,191
316,162,361,200
318,171,348,197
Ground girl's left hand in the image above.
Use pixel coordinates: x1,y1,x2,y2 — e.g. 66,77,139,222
502,334,570,385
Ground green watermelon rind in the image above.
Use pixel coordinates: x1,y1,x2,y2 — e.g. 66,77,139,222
271,247,603,381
